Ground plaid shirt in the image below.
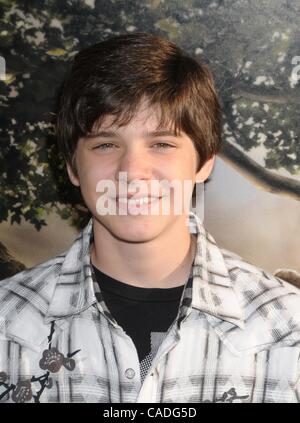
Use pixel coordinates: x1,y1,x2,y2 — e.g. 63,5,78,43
1,211,300,403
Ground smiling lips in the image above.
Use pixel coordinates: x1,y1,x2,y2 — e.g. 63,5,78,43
115,196,162,206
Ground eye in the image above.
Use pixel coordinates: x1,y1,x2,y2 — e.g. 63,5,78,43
93,143,118,150
152,142,175,149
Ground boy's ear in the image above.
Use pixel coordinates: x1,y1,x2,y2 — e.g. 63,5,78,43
195,155,215,183
66,162,80,187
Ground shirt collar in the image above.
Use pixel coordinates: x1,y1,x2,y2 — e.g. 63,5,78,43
44,211,244,329
44,218,96,323
188,212,245,329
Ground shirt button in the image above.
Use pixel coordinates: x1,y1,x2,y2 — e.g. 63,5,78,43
125,368,135,379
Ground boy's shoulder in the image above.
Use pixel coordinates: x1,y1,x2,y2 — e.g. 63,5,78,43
0,252,67,319
0,253,66,288
217,247,300,352
0,220,90,295
221,246,300,295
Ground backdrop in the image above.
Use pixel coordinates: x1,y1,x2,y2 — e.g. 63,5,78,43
0,0,299,283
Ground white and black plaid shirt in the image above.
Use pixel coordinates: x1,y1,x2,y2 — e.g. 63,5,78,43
1,211,300,403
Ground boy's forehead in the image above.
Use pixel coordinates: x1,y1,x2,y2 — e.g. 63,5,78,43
91,105,178,136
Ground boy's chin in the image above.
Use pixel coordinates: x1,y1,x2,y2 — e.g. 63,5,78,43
107,227,162,244
94,215,174,243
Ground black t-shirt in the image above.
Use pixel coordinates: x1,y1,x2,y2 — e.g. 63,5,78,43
92,265,190,383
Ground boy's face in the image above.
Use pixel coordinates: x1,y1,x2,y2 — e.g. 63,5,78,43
67,100,215,243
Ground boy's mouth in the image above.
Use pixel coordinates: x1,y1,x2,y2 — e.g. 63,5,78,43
115,196,162,207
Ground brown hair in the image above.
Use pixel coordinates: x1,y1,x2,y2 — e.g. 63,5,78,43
55,32,222,194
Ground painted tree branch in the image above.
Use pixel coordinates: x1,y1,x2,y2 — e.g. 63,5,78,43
232,85,300,104
218,141,300,201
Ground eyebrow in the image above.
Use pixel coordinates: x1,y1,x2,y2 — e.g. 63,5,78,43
84,129,178,139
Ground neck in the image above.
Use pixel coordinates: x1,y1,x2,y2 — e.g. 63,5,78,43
90,215,197,288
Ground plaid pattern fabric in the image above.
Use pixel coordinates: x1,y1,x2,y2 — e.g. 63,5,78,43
1,211,300,403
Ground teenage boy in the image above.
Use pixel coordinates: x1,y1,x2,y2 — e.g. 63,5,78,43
1,32,300,403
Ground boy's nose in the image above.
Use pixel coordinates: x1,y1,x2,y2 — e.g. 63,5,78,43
116,149,152,183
